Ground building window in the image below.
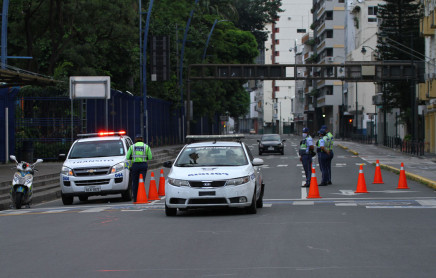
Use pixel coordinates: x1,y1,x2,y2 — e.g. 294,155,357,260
368,17,377,23
326,11,333,20
275,39,280,44
275,51,280,56
326,30,333,38
274,27,279,33
368,6,378,16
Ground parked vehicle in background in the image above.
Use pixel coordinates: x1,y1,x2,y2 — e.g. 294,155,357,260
258,134,286,155
163,135,265,216
9,155,43,209
59,131,133,205
249,129,256,134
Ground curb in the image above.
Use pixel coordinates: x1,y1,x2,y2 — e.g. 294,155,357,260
337,144,359,155
379,164,436,190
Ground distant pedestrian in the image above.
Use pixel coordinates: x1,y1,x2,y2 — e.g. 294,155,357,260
299,127,315,187
322,125,334,184
318,129,330,186
126,134,152,202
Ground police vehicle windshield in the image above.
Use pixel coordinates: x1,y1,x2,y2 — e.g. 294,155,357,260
174,146,248,167
68,140,125,159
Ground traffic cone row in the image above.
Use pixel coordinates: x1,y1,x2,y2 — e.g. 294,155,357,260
353,161,409,193
134,169,166,204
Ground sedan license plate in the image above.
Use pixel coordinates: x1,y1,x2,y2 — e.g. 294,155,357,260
199,191,216,196
85,186,101,192
268,146,273,150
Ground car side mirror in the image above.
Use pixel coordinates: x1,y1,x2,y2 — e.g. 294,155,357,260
252,158,264,166
282,139,286,142
163,161,173,168
257,140,260,143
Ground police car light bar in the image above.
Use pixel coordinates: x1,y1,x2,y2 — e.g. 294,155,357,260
77,131,127,137
186,134,245,143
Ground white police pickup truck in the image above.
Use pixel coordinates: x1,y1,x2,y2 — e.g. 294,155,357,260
59,131,133,205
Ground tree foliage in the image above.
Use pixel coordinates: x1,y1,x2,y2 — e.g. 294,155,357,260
376,0,424,133
5,0,278,120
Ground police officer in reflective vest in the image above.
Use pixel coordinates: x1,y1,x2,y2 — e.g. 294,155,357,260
318,129,330,186
299,127,314,187
322,125,334,184
126,135,152,202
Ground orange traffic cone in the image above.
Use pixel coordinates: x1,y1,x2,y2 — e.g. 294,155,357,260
134,174,149,204
372,160,384,184
158,169,166,196
355,164,369,193
307,164,321,199
397,162,409,189
148,172,160,200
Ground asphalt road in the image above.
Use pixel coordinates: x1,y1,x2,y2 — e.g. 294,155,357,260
1,135,436,278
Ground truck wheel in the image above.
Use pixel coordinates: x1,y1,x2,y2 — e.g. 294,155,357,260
121,179,133,201
61,194,74,205
165,204,177,216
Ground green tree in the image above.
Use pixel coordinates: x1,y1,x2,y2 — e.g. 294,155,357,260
376,0,424,135
234,0,283,46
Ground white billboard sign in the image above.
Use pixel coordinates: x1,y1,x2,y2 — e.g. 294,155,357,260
69,76,110,99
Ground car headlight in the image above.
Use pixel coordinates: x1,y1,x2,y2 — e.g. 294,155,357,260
225,176,250,186
168,178,190,187
111,162,124,174
61,166,73,176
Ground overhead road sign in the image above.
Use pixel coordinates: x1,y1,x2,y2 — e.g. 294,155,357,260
188,61,424,83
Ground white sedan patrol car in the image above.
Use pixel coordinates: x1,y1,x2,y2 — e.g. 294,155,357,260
59,131,133,205
163,135,264,216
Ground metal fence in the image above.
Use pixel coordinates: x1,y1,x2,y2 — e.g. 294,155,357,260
348,133,425,156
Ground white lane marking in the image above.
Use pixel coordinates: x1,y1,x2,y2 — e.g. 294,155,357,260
336,163,346,167
417,200,436,206
367,206,436,209
331,190,357,196
335,203,357,207
294,201,314,205
301,187,307,200
121,209,144,212
79,207,109,213
355,163,366,165
277,165,288,167
42,209,69,214
297,164,303,167
263,204,272,208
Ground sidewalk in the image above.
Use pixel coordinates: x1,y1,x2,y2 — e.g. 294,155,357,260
335,139,436,189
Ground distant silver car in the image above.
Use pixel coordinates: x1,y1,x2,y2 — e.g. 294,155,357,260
163,135,265,216
257,134,286,155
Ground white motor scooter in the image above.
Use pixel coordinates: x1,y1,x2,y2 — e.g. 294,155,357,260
9,155,43,209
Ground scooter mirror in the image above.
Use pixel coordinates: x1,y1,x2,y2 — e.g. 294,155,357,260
35,159,43,164
9,155,18,163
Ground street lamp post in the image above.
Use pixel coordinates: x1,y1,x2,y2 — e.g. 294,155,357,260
202,19,228,61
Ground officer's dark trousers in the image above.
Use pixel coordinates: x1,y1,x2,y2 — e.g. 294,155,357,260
301,154,312,185
327,151,334,182
131,162,148,202
319,152,329,184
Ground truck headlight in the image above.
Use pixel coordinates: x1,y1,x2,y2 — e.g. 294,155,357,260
225,176,250,186
111,162,124,174
61,166,73,176
168,178,190,187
